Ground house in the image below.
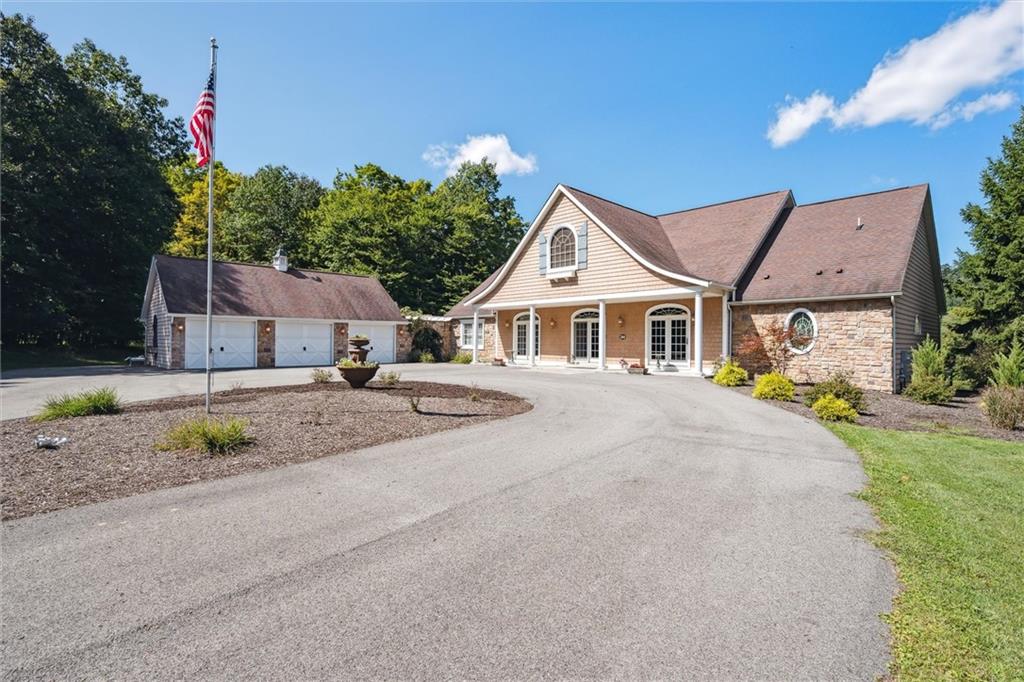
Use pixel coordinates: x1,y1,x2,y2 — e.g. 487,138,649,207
447,183,944,392
140,251,410,369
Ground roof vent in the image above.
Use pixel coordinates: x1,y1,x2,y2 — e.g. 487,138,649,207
816,269,823,275
272,246,288,272
835,267,844,274
763,274,770,280
856,217,864,230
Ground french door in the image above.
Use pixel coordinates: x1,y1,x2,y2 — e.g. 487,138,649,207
571,310,600,363
646,305,689,369
513,313,540,361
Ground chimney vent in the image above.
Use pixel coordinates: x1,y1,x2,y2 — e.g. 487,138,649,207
272,246,289,272
856,217,864,230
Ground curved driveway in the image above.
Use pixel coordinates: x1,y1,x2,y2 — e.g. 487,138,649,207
2,365,894,679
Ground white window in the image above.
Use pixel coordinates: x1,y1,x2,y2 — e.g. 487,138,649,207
785,308,818,354
914,315,922,335
548,227,577,271
460,320,484,349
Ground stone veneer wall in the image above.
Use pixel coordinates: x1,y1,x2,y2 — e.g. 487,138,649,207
731,299,894,392
451,318,495,362
257,320,275,368
332,322,349,363
170,317,186,369
396,324,413,362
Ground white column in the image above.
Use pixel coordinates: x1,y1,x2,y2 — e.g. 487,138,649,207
471,308,480,364
528,304,536,366
721,294,730,360
693,291,704,375
493,310,499,361
598,300,607,371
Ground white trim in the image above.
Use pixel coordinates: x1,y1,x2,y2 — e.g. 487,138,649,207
784,307,818,355
467,185,713,306
644,303,691,371
481,286,707,311
547,223,579,275
513,311,540,363
693,291,704,375
570,307,601,365
732,291,901,306
175,313,402,326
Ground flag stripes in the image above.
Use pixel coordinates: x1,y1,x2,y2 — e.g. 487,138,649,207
190,68,215,167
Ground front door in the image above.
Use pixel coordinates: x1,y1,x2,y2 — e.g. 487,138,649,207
513,315,540,362
646,306,689,370
572,311,600,363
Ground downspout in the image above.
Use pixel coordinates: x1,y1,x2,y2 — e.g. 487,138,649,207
891,295,898,393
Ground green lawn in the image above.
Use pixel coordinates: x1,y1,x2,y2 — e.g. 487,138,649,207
829,424,1024,681
1,345,138,371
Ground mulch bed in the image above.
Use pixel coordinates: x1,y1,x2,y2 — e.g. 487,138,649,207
725,383,1024,443
1,380,532,521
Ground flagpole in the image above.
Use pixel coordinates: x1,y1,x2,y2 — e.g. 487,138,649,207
205,37,218,414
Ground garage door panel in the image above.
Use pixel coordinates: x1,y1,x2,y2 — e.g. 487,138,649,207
276,322,332,367
348,324,395,364
185,320,256,369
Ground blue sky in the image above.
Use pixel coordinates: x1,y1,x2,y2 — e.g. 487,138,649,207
12,2,1024,263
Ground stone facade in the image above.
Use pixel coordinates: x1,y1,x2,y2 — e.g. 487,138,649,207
170,317,186,369
731,299,894,391
396,323,413,362
451,317,496,362
257,320,275,368
332,322,349,364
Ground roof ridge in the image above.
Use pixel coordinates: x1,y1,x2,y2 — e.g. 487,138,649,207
155,253,374,279
562,185,658,219
656,190,791,218
796,183,928,208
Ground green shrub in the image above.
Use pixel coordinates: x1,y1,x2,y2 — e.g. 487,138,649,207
336,358,378,369
911,335,946,380
418,351,435,363
803,371,867,413
34,387,121,421
904,374,956,405
157,416,253,455
752,372,795,401
377,370,401,386
811,394,858,423
712,359,748,387
990,338,1024,388
310,368,333,383
409,318,445,362
980,386,1024,430
451,351,473,364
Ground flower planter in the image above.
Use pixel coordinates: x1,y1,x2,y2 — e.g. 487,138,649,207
338,365,379,388
492,358,506,366
627,366,648,375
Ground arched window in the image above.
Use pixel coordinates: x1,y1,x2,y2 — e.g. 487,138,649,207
646,304,690,367
785,308,817,354
548,227,577,270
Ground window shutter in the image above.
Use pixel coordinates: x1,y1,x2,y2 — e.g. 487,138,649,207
538,233,547,275
577,221,588,270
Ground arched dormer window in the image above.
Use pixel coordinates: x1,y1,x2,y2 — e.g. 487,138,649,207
548,227,577,271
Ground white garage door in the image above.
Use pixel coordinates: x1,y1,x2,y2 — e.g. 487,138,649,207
348,324,396,364
276,322,333,367
185,319,256,369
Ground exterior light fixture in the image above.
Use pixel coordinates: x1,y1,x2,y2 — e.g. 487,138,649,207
617,315,624,327
264,324,272,333
549,318,556,328
504,320,511,328
176,323,184,331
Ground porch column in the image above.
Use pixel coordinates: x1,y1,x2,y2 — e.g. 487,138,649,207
493,310,499,360
528,304,536,366
693,290,704,375
721,294,729,360
598,300,607,371
471,307,480,364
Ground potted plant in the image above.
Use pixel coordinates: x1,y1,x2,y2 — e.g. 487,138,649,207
626,362,648,375
336,358,379,388
492,357,506,366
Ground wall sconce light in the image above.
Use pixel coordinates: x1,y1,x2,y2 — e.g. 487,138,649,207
263,324,272,333
618,333,626,341
504,320,511,328
617,316,625,327
549,318,556,328
176,323,184,332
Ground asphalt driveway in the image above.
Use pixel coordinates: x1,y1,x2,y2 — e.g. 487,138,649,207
1,365,895,679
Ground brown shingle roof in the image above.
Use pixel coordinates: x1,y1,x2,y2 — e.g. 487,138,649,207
446,269,500,318
153,255,405,321
739,185,930,301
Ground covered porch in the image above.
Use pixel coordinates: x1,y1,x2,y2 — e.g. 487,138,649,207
470,288,730,375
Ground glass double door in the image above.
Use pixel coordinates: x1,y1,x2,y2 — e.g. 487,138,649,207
647,307,689,368
572,312,601,363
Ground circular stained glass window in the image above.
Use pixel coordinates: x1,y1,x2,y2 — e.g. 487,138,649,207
788,311,816,352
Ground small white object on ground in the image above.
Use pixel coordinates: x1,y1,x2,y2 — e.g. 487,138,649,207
34,435,69,449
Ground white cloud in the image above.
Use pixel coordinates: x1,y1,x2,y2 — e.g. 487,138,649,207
767,2,1024,147
423,133,538,177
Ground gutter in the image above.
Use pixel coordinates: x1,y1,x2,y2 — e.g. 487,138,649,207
731,291,902,306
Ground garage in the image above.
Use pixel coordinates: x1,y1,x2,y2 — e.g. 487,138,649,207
349,323,396,364
185,319,256,369
276,322,333,367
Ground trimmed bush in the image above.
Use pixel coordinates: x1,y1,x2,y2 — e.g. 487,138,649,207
803,371,867,413
377,371,401,386
904,374,956,405
980,386,1024,430
34,387,121,421
811,393,858,423
337,358,378,369
911,335,946,378
451,351,473,364
752,371,795,401
418,351,435,363
310,368,333,383
712,359,748,387
157,416,253,455
990,338,1024,388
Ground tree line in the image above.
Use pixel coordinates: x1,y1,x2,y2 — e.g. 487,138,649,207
1,14,525,348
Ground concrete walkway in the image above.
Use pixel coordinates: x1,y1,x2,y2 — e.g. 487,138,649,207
1,365,894,679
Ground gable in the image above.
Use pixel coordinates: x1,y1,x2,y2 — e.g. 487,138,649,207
477,194,678,305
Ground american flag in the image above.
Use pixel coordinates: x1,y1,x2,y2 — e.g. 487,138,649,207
190,67,216,167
